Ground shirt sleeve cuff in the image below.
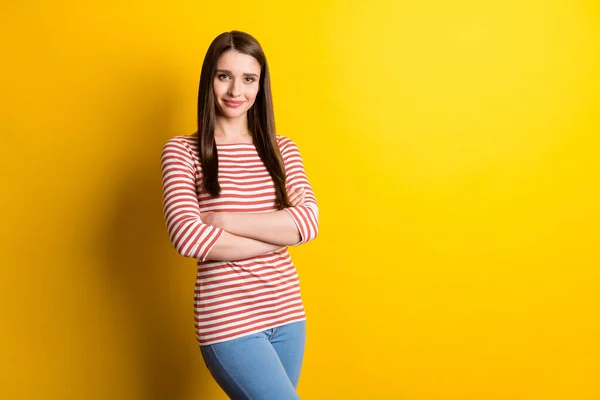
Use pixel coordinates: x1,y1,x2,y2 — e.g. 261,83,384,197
196,226,226,261
284,207,306,246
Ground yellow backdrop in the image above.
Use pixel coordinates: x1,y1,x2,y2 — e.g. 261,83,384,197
2,0,599,399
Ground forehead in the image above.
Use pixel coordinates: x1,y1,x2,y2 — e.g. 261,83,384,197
216,50,261,75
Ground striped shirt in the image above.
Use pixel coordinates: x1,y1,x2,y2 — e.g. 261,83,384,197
160,134,319,346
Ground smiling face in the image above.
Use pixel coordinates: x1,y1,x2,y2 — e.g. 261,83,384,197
213,50,262,119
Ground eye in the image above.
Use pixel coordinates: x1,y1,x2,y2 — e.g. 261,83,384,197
244,77,256,83
217,74,230,80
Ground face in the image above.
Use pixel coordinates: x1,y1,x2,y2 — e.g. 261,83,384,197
213,50,261,119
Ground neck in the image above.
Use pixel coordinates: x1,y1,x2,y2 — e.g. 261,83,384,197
214,114,252,143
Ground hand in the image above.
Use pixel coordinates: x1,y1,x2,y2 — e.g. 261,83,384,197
287,187,306,207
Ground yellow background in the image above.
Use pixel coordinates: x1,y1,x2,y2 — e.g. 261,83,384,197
2,0,599,399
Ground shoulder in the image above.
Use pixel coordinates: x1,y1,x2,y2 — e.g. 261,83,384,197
163,134,197,151
276,135,301,154
164,134,196,147
161,135,198,160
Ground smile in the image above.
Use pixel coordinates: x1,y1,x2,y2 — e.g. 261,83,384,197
223,100,244,108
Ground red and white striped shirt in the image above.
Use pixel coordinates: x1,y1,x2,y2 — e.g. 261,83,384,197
160,135,318,346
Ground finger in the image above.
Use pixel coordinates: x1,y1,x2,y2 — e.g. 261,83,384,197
288,191,300,203
291,194,303,207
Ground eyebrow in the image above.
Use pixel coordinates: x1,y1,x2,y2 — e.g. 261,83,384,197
216,69,259,77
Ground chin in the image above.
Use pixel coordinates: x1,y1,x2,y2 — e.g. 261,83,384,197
224,110,247,119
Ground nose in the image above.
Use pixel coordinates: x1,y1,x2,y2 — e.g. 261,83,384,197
227,78,241,98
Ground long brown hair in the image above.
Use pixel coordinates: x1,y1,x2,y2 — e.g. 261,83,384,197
196,30,291,209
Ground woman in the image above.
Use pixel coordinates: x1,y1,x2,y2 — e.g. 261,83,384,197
160,30,319,399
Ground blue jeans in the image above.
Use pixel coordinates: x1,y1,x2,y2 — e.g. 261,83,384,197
200,320,306,400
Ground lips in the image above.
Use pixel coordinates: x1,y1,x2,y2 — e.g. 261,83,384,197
223,100,244,108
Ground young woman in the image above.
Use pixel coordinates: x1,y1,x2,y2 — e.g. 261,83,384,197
160,30,319,399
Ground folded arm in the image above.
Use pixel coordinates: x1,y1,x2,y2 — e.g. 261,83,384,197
161,138,282,262
201,137,319,247
274,137,319,246
204,230,285,261
201,208,302,246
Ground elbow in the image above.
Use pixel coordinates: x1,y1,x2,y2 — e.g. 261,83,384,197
305,213,319,243
295,223,319,246
306,206,319,242
168,236,198,259
284,205,319,246
306,227,319,243
166,221,224,261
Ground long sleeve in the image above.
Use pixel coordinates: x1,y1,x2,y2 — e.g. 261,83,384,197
160,137,225,261
279,137,319,245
